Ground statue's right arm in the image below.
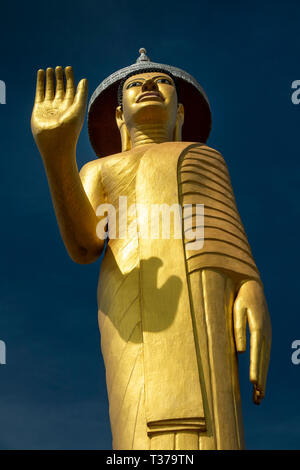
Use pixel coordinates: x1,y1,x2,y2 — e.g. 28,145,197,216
31,66,105,264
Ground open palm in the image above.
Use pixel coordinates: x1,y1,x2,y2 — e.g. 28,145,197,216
31,66,88,157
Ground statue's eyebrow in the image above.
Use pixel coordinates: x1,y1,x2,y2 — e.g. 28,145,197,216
125,75,174,87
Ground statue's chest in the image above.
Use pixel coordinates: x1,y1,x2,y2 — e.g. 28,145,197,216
100,146,182,274
101,148,176,204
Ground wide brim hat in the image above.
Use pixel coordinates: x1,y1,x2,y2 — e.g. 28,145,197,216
88,48,212,158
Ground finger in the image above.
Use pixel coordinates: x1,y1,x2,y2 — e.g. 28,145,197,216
252,337,268,405
45,67,55,101
34,69,45,103
252,341,266,405
260,338,271,394
233,301,247,352
65,66,75,103
55,66,64,100
250,329,263,385
254,337,266,401
73,78,88,110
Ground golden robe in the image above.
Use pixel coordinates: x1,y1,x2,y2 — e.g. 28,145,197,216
96,142,261,450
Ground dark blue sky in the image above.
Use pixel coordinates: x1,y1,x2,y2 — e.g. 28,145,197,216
0,0,300,449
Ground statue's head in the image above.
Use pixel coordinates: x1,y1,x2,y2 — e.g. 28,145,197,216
88,49,212,157
115,69,184,150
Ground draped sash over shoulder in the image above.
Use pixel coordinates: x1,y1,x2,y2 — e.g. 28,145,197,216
135,142,206,434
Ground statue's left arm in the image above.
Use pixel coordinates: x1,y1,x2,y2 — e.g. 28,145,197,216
214,146,272,405
184,143,272,405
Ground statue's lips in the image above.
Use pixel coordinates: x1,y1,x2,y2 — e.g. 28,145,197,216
136,92,164,103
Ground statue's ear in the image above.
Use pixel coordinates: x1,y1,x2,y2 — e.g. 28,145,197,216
174,103,184,141
116,106,131,152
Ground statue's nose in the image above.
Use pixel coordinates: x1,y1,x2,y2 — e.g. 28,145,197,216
142,78,158,92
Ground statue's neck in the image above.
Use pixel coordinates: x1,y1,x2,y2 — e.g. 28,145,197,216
129,124,173,148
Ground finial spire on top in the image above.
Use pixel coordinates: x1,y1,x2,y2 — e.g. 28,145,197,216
136,47,150,63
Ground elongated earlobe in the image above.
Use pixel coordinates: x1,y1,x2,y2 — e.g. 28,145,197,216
116,106,132,152
174,103,184,141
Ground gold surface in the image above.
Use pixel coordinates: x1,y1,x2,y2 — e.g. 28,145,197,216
31,67,272,449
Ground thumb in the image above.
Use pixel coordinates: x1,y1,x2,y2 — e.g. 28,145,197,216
73,78,88,110
233,296,247,352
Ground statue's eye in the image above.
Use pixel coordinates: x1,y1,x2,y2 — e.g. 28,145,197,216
156,78,172,85
126,81,143,89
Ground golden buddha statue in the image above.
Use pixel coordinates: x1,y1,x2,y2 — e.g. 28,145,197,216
31,48,272,450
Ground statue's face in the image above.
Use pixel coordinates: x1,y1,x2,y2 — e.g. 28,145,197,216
121,72,179,131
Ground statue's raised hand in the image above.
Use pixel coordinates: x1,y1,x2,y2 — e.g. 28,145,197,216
233,280,272,405
31,66,88,159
